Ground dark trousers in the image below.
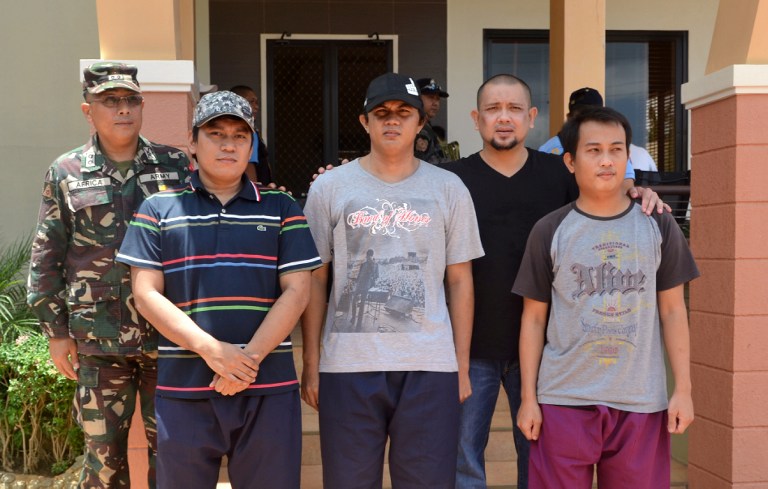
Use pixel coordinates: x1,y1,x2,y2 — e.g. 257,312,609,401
319,371,460,489
156,390,301,489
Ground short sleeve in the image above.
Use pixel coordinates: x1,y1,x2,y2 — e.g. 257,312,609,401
303,177,334,264
277,196,322,274
655,212,699,291
512,213,561,303
116,199,163,270
625,157,636,180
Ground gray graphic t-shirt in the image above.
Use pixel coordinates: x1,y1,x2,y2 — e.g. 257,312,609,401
304,160,484,373
513,201,699,412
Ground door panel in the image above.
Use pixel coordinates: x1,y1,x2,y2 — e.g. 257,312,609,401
268,40,391,197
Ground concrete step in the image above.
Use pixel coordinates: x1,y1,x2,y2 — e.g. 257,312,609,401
219,460,518,489
296,460,519,489
220,459,689,489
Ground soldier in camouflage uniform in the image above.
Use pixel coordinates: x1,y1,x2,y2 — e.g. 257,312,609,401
414,78,450,164
27,62,191,489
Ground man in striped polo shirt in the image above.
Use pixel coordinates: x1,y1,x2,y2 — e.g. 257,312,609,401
117,91,321,488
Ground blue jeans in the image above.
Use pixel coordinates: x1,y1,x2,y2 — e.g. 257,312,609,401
456,359,529,489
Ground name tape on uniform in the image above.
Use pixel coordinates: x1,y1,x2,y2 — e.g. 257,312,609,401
67,178,111,191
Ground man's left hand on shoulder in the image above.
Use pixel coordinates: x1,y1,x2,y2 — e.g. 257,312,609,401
628,185,672,216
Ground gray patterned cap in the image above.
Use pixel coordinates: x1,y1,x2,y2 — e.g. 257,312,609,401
83,62,141,94
193,91,255,132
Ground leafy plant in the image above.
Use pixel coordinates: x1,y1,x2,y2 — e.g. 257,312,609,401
0,333,82,474
0,236,38,343
0,236,83,474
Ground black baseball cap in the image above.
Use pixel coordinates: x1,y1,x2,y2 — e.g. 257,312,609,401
568,87,603,111
363,73,424,113
417,78,449,98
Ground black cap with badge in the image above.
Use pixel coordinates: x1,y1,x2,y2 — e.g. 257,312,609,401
416,78,449,98
363,73,424,114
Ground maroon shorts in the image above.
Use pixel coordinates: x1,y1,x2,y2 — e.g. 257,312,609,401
529,404,670,489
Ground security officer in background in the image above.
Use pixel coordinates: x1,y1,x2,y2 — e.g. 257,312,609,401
414,77,450,163
27,62,191,488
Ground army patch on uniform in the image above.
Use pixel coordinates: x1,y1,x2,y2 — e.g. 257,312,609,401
138,172,180,184
67,178,111,191
42,182,54,199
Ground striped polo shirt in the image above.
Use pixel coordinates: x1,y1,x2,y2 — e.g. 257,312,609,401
117,172,321,399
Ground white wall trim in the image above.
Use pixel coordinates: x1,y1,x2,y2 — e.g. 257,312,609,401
682,64,768,109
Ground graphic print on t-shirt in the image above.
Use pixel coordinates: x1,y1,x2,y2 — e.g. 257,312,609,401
346,198,432,236
333,199,430,333
571,231,647,366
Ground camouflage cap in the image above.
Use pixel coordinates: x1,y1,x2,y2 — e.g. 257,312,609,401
83,62,141,94
193,91,255,133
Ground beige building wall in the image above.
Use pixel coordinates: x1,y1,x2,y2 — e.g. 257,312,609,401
447,0,719,156
195,0,211,85
0,0,209,249
0,0,100,247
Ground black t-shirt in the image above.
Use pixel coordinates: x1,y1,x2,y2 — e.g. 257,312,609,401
440,149,579,361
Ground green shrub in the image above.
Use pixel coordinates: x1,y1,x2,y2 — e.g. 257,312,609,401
0,237,38,344
0,334,83,474
0,237,83,475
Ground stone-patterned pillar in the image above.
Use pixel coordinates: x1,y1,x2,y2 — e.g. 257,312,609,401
683,64,768,488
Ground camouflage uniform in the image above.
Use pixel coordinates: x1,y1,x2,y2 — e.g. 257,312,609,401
414,78,450,164
414,122,448,164
28,133,190,488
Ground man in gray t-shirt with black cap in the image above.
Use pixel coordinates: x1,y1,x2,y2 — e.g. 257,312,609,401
301,72,484,489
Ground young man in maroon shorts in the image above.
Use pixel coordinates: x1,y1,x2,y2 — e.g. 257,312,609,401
514,106,698,489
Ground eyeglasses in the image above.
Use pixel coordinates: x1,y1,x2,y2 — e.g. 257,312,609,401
91,95,144,108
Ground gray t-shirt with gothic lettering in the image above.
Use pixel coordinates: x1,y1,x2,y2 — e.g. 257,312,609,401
513,201,699,412
304,159,484,373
